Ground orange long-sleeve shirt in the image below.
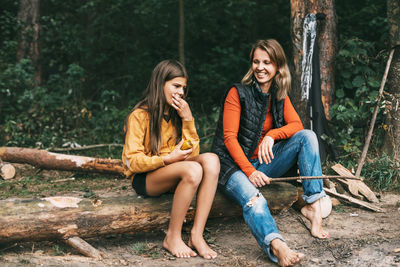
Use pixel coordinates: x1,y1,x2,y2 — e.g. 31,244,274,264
223,87,303,177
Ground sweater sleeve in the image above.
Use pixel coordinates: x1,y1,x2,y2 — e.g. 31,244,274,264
123,110,165,173
182,119,200,157
223,87,256,177
266,96,304,140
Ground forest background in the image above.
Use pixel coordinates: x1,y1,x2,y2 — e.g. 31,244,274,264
0,0,398,193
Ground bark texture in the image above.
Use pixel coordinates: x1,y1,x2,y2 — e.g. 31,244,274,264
17,0,41,84
179,0,185,65
0,183,298,244
0,147,126,176
382,0,400,161
290,0,337,126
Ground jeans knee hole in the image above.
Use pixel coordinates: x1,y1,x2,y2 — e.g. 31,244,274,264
246,192,261,207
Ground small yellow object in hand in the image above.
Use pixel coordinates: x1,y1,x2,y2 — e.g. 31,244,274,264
180,139,193,150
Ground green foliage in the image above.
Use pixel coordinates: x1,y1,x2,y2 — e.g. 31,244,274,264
52,244,65,256
194,106,220,152
362,154,400,191
130,242,161,259
330,38,386,157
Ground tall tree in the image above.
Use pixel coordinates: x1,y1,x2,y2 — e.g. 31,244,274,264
17,0,41,85
382,0,400,161
179,0,185,65
290,0,337,128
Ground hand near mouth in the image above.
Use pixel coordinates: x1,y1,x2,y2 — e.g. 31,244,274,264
171,94,193,121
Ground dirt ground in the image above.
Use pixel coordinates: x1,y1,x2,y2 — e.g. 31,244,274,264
1,166,400,267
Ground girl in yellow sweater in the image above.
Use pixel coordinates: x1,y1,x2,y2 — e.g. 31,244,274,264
122,60,219,259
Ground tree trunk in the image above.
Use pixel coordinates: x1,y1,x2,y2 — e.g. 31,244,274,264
382,0,400,161
0,147,126,176
290,0,337,127
17,0,41,84
178,0,185,65
0,182,298,245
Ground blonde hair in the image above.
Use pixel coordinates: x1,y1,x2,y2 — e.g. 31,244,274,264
241,39,290,100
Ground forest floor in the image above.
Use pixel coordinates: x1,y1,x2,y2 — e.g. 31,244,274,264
1,164,400,267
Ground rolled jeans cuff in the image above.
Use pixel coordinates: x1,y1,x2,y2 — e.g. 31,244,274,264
263,233,286,263
302,190,326,204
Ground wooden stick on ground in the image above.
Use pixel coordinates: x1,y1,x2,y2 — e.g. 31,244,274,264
324,187,383,212
332,163,379,203
65,236,105,259
356,48,395,178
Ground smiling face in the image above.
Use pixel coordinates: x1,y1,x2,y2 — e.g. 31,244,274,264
251,48,277,93
163,77,187,106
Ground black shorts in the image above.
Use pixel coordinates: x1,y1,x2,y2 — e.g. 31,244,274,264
132,172,148,197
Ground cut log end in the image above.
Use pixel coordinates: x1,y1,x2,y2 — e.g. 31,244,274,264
1,163,16,180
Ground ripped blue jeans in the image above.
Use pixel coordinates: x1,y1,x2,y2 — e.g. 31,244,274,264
221,130,326,262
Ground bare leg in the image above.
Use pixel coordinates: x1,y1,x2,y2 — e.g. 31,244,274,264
301,199,330,239
271,239,305,267
146,161,203,258
187,153,219,259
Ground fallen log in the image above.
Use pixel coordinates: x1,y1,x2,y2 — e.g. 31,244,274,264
331,163,379,203
0,182,298,247
0,147,126,177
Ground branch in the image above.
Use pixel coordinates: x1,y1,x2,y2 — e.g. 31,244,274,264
48,144,123,152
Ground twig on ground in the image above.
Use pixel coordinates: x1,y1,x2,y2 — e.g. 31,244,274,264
48,144,123,152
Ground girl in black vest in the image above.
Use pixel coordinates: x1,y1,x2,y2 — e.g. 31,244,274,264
212,39,329,266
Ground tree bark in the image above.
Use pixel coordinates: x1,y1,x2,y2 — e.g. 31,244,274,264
0,147,126,176
382,0,400,161
179,0,185,65
0,182,298,245
290,0,337,127
17,0,41,84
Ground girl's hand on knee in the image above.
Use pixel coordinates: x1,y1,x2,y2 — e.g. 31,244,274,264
249,171,271,187
258,136,274,164
163,139,193,165
171,94,193,121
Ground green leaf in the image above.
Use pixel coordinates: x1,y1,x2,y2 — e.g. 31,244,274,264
352,76,365,87
336,89,345,98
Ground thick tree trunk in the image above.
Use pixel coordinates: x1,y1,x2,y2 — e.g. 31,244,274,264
290,0,337,127
179,0,185,65
0,182,298,245
0,147,126,176
17,0,41,84
382,0,400,161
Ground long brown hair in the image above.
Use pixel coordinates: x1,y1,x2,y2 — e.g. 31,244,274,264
123,60,189,155
241,39,291,100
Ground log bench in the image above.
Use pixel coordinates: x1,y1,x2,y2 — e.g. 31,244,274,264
0,182,298,258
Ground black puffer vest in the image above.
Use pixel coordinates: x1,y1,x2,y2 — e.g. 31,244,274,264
211,82,285,186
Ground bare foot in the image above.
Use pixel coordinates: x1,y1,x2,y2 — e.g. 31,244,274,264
163,234,197,258
301,199,330,239
188,234,217,259
271,239,304,267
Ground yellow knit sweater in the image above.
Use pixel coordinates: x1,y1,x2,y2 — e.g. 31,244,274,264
122,108,200,179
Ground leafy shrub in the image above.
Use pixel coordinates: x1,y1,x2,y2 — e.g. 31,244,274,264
330,38,386,159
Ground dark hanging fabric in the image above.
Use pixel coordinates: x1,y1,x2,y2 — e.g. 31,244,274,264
309,23,338,162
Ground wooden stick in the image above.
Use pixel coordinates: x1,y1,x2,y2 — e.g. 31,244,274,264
324,187,383,212
356,48,395,177
48,143,122,152
270,175,361,182
65,236,105,259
